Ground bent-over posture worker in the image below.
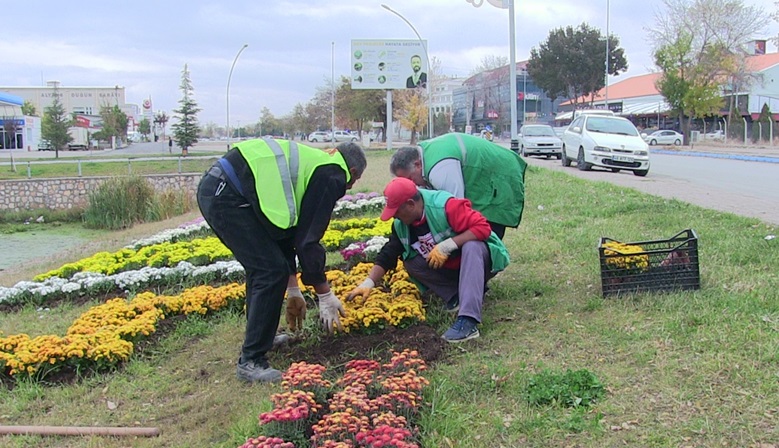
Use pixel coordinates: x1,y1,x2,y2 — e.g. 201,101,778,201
390,132,527,239
197,138,367,383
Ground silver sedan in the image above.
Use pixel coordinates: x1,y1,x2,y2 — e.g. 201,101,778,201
518,124,563,159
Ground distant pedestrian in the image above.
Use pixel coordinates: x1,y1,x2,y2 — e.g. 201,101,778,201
168,137,173,154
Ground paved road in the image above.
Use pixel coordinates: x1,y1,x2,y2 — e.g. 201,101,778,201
521,150,779,226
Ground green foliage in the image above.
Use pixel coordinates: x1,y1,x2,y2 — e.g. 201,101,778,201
525,368,605,408
21,100,37,116
171,64,202,151
728,106,744,140
752,103,775,142
654,33,724,142
528,22,627,103
82,176,193,230
99,104,129,143
41,87,73,153
138,117,151,139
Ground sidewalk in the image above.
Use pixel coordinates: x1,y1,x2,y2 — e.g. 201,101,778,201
651,142,779,163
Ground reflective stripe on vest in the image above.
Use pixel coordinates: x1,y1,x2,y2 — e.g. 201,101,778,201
453,133,467,164
265,138,299,228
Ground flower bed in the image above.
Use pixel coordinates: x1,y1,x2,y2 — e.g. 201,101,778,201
300,263,424,334
0,283,245,378
240,349,428,447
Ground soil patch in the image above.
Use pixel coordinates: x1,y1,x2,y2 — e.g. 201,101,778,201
274,324,449,370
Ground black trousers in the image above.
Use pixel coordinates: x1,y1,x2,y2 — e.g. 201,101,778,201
196,167,295,365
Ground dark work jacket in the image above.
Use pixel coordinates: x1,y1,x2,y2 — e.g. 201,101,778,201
224,148,347,286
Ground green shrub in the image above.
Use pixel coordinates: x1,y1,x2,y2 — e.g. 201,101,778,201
525,368,605,408
82,176,193,230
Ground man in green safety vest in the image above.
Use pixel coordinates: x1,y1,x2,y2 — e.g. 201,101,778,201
389,132,527,239
347,177,509,343
197,138,367,383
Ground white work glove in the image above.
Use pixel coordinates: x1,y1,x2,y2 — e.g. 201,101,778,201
427,238,458,269
317,290,346,334
347,278,376,301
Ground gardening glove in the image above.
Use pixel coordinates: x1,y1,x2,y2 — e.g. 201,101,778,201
317,290,346,334
285,286,307,332
347,278,375,301
427,238,458,269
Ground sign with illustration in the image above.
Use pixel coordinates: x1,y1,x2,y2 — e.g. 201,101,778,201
350,39,428,90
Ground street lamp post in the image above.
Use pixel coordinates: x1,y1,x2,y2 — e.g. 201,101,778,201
381,4,434,139
605,0,610,108
467,0,517,150
331,41,336,140
226,43,249,150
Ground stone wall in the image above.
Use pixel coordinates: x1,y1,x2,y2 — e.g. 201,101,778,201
0,174,202,212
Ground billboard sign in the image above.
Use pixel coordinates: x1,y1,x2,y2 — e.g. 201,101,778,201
350,39,428,90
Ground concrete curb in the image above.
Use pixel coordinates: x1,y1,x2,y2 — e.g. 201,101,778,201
651,149,779,164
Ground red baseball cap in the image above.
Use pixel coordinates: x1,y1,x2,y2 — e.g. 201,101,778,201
380,177,419,221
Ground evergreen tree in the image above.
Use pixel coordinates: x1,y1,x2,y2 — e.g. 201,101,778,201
171,64,201,153
41,87,72,158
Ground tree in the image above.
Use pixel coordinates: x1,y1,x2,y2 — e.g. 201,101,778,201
138,118,151,141
336,76,385,136
171,64,201,153
99,104,129,146
654,34,725,143
41,87,72,158
528,23,627,108
21,100,37,116
396,89,428,145
154,111,169,140
648,0,771,120
470,55,508,76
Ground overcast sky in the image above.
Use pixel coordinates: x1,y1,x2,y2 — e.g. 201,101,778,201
3,0,777,127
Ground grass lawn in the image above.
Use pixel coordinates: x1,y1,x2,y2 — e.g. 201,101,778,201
1,150,778,447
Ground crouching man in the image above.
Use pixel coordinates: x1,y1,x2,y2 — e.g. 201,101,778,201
348,177,509,342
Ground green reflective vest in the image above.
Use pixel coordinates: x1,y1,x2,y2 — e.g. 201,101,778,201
419,132,527,227
393,189,510,273
236,139,350,229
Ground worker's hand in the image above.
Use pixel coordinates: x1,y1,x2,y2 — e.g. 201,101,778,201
317,290,346,334
285,287,307,332
347,278,375,301
427,238,458,269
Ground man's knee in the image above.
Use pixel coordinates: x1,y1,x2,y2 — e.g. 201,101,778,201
461,240,488,256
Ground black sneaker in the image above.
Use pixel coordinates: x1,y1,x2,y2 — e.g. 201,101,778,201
442,316,480,343
444,295,460,313
236,359,282,383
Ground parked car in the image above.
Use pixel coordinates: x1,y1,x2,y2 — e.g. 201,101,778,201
704,129,725,141
642,130,683,146
308,131,332,142
332,130,358,142
518,124,563,159
561,114,650,177
37,139,54,151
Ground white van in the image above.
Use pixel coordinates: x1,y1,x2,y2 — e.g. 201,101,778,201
573,109,615,118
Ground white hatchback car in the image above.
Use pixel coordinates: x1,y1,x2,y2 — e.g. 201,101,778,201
308,131,332,142
561,115,650,177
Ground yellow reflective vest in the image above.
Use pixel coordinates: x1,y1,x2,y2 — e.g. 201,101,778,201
235,139,350,229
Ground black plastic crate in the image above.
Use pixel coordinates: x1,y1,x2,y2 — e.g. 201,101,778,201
598,229,700,296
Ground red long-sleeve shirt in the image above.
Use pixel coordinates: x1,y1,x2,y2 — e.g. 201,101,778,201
375,196,491,271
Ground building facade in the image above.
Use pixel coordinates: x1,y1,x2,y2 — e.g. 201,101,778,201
451,61,563,137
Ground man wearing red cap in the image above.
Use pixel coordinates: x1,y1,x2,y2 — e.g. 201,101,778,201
348,177,509,342
389,132,526,240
